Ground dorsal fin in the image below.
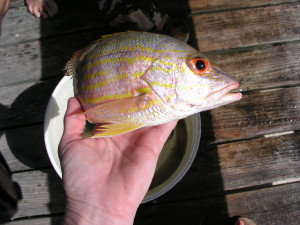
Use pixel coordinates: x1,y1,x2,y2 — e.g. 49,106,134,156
64,41,98,76
101,32,124,39
64,32,129,76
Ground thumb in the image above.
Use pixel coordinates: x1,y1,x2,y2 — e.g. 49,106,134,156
61,97,86,142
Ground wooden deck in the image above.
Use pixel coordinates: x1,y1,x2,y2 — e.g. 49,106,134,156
1,0,300,224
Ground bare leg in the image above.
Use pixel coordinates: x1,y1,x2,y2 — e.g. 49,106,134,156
0,0,10,34
25,0,59,18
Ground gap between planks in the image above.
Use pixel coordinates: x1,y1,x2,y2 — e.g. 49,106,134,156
189,0,299,16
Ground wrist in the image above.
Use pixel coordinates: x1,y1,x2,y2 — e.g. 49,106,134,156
63,196,137,225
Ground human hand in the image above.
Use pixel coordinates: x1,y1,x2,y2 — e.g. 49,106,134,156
59,97,177,225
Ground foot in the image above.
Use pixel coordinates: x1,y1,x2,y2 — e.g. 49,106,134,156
235,217,257,225
25,0,58,18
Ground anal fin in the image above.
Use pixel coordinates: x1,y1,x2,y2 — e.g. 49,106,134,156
91,122,143,138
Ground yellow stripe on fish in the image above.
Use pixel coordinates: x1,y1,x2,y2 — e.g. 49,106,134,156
136,87,151,94
149,81,174,88
83,86,155,105
156,49,185,54
150,66,174,74
83,70,110,80
79,71,145,91
85,55,156,70
165,93,176,102
84,90,134,104
90,45,155,59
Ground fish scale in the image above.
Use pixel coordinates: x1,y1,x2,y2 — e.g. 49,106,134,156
65,31,242,137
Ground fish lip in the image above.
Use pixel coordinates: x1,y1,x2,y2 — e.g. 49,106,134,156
207,82,242,104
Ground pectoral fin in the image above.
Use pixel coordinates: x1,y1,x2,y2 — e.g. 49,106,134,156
91,122,143,138
80,94,152,116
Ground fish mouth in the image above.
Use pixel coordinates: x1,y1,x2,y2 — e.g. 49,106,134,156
207,82,242,107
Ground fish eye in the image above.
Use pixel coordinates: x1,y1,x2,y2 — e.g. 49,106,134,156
196,60,206,70
190,57,210,74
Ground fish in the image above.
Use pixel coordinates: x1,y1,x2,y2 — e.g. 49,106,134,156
65,31,242,138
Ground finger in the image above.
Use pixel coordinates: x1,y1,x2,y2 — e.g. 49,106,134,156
128,120,178,165
62,97,86,141
126,121,178,192
146,121,178,154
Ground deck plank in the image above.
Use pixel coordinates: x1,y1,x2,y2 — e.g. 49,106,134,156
193,2,300,52
156,132,300,202
1,37,300,89
201,86,300,143
3,216,62,225
0,31,106,87
1,2,299,49
0,79,59,129
7,132,300,219
0,0,105,46
134,182,300,225
1,83,299,140
209,41,300,91
11,170,64,219
7,170,300,225
0,125,51,172
157,0,298,14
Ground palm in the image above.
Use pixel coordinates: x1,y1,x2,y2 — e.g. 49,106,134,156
59,98,177,217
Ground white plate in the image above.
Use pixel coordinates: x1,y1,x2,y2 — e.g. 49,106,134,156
44,76,73,178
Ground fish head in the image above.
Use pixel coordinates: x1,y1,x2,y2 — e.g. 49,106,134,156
170,52,242,115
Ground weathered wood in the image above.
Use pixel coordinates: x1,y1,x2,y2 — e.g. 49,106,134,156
11,169,64,219
156,0,298,15
3,128,300,202
0,0,107,46
3,216,62,225
5,182,300,225
135,182,300,225
201,86,300,143
208,41,300,91
0,5,41,46
7,132,300,219
0,125,51,172
155,132,300,202
193,2,300,52
10,0,298,15
1,36,300,89
8,0,25,9
0,79,59,129
1,1,299,49
0,31,107,87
